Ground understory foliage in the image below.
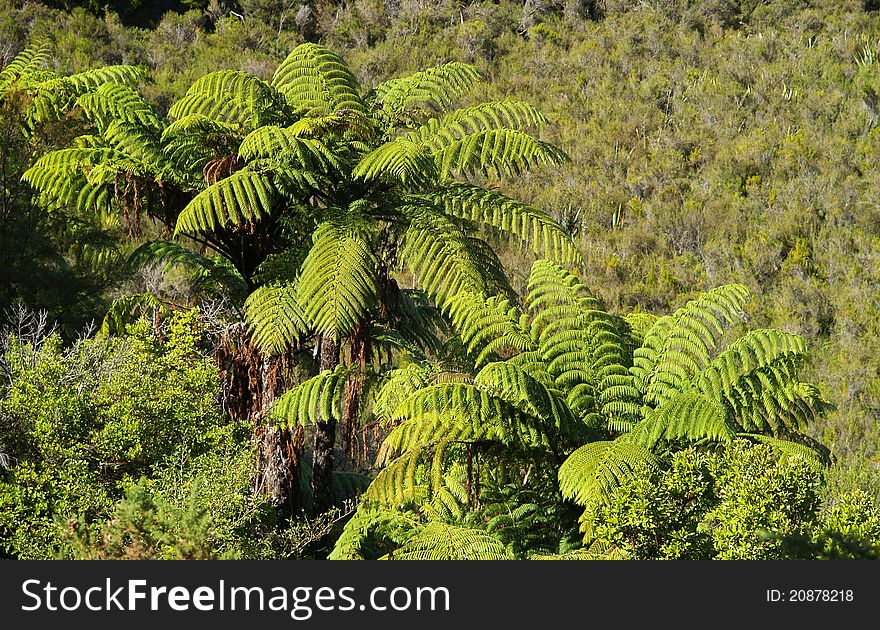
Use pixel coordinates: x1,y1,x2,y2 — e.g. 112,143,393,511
0,309,336,559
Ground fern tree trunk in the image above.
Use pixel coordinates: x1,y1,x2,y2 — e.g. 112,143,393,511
311,335,339,514
216,324,302,514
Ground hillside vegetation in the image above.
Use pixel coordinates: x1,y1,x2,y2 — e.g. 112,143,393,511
1,0,880,559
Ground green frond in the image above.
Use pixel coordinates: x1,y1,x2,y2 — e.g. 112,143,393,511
296,221,381,340
434,128,569,180
634,284,750,407
432,185,582,267
329,509,421,560
369,62,482,119
475,361,585,447
381,382,544,459
445,291,533,367
384,522,512,560
623,392,736,448
174,170,279,234
740,434,829,469
169,70,283,129
694,329,806,399
0,42,52,91
353,139,437,189
244,283,308,355
527,259,599,322
77,83,161,131
399,205,510,308
101,120,173,176
270,364,351,427
238,126,343,174
558,440,659,507
22,147,117,213
271,43,364,115
162,114,243,171
374,364,439,423
363,445,435,509
65,65,146,92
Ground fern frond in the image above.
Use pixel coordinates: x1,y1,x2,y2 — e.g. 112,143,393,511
66,65,146,92
238,126,343,174
270,364,351,427
244,283,308,354
432,185,582,267
384,522,512,560
634,284,750,407
445,291,533,367
370,61,481,119
381,382,545,459
125,240,247,299
0,42,51,91
296,221,381,340
622,392,736,448
169,70,284,129
434,128,569,180
272,43,364,115
399,205,510,308
77,83,161,131
100,292,170,336
475,361,585,447
558,440,658,507
353,139,437,189
329,509,421,560
373,364,439,423
174,170,279,234
740,434,829,469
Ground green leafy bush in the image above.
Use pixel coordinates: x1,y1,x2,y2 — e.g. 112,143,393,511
585,442,880,559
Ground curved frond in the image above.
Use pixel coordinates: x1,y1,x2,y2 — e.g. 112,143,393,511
169,70,283,129
270,364,351,427
0,42,51,91
623,392,737,449
370,62,481,119
384,522,512,560
174,170,279,234
100,292,170,336
633,284,750,407
296,221,381,340
272,43,364,115
445,291,533,368
400,205,510,308
125,240,247,299
434,128,569,180
433,184,582,267
353,139,437,189
329,510,420,560
77,83,161,131
244,283,308,354
558,440,658,507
